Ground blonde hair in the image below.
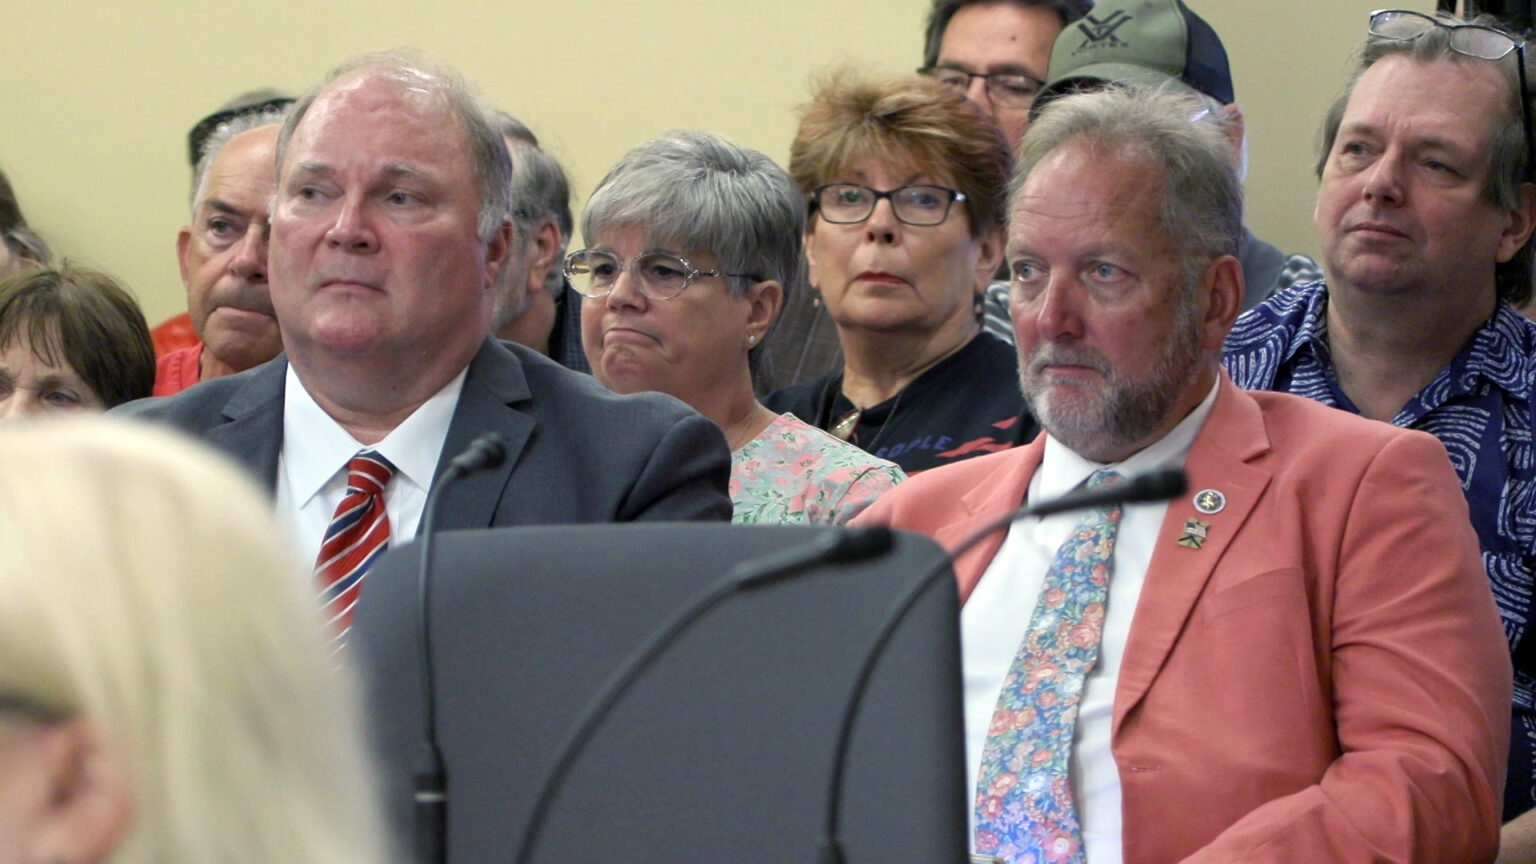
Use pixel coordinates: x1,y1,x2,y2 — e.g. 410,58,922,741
0,418,390,864
789,68,1012,237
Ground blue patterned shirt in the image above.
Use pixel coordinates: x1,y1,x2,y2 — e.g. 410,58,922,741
1223,281,1536,820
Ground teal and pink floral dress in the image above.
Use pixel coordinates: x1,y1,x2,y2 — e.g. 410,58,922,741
729,413,905,525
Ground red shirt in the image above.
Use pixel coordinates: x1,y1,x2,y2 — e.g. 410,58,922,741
153,344,203,396
150,312,199,358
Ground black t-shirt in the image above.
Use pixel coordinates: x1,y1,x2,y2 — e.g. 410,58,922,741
763,332,1038,474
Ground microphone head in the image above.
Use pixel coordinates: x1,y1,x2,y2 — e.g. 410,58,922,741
471,432,508,469
449,432,509,474
1124,468,1187,503
824,526,895,563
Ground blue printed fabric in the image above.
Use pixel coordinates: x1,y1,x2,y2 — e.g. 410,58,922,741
1222,281,1536,820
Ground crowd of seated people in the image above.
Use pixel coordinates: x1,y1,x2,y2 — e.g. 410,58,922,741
3,2,1536,862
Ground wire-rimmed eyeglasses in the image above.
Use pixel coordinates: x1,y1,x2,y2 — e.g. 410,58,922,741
564,249,755,301
1368,9,1534,180
917,65,1045,110
812,183,968,227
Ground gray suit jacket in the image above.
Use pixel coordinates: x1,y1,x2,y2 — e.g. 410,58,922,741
115,337,733,527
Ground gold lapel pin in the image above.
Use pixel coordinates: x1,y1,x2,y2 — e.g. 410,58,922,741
1193,489,1225,515
1178,517,1211,549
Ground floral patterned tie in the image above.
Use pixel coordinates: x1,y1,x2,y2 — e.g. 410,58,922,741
973,469,1124,864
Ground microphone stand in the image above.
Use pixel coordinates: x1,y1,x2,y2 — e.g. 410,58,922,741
414,433,508,864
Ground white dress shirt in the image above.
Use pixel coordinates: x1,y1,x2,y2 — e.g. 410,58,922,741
275,365,467,572
963,380,1218,864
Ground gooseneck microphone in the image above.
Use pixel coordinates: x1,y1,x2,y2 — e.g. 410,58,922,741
815,467,1187,864
512,525,895,864
414,432,508,864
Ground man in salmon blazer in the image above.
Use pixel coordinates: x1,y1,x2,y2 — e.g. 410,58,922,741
853,84,1512,864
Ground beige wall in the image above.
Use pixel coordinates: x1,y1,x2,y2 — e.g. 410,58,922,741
0,0,1429,326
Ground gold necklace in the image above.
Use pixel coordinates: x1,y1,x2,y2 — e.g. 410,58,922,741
828,335,969,442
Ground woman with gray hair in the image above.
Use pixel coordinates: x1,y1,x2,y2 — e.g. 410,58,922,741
0,418,390,864
577,130,904,524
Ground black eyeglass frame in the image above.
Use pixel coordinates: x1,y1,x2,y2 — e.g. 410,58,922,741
811,183,969,227
563,249,757,301
916,65,1047,109
1368,8,1535,182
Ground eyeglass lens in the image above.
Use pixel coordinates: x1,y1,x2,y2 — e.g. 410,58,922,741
817,184,958,226
1370,10,1517,59
567,251,697,299
926,68,1041,107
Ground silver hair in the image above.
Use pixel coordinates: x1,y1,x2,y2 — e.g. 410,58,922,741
189,105,289,210
505,137,574,242
489,113,575,330
1316,12,1533,305
580,130,808,354
275,49,513,242
1012,84,1244,290
2,226,50,265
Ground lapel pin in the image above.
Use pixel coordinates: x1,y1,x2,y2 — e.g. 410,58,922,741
1178,517,1211,549
1193,489,1225,515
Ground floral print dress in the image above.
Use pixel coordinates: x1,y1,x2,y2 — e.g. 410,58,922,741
729,413,905,524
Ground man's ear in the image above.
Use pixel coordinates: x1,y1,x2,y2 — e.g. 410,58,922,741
175,226,194,295
485,218,516,290
1219,103,1247,168
1199,254,1243,350
27,719,133,864
973,226,1005,291
525,220,563,295
1496,181,1536,263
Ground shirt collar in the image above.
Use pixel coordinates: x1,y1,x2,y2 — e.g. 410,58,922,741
1284,281,1332,367
1455,301,1536,399
280,365,468,507
1038,376,1220,502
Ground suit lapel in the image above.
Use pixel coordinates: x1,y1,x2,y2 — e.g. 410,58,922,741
205,357,288,491
434,339,535,530
1113,375,1273,734
941,438,1046,603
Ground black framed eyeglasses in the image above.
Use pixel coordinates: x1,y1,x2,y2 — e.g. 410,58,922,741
918,65,1045,109
563,249,754,301
812,183,968,227
1368,9,1534,180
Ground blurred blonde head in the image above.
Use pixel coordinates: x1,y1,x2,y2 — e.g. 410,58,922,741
0,418,389,864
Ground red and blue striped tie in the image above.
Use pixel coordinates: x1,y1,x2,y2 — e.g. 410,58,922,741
315,451,395,642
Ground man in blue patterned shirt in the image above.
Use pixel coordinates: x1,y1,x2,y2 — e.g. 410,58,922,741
1223,9,1536,852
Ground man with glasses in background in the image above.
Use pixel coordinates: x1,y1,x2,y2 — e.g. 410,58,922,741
918,0,1090,151
1223,11,1536,856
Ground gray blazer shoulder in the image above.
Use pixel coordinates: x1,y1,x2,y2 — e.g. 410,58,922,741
112,338,732,526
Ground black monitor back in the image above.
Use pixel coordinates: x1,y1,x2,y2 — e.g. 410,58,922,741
352,523,968,864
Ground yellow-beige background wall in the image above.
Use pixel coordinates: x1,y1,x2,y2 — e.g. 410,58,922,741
0,0,1424,326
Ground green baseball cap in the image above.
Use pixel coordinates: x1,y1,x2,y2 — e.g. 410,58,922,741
1031,0,1234,119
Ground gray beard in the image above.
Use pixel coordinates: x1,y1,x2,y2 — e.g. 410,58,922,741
1018,301,1203,460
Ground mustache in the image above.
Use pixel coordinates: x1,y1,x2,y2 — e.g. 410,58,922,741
1023,343,1112,377
207,282,275,317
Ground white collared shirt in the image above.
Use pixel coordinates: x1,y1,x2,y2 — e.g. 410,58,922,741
274,364,468,573
963,379,1219,864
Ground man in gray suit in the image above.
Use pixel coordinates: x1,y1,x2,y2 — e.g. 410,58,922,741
119,52,731,592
